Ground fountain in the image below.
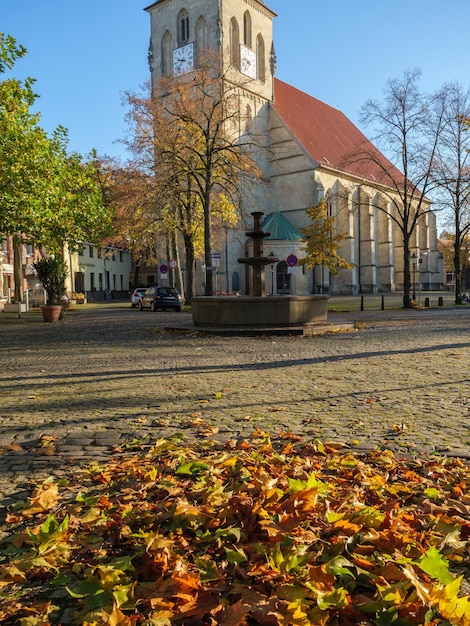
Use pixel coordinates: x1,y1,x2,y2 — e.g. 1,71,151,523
191,211,329,328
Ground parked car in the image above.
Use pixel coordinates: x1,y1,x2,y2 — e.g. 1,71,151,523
139,286,182,312
131,288,147,308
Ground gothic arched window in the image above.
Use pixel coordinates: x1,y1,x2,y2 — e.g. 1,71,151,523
161,30,172,77
230,18,240,69
196,16,208,63
177,9,190,45
243,11,252,48
256,34,265,82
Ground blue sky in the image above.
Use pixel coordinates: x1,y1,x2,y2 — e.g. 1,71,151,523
2,0,469,160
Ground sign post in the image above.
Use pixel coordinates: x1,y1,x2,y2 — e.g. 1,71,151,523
169,260,178,287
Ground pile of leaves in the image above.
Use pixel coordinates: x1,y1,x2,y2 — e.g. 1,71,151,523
1,431,469,625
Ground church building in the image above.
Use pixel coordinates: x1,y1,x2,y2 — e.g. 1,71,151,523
144,0,442,295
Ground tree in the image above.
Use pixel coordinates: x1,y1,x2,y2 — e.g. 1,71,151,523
0,34,113,301
299,199,352,289
355,69,447,308
431,83,470,303
121,52,261,299
92,158,158,289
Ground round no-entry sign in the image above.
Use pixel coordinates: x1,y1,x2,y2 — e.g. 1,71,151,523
286,254,298,267
169,260,178,269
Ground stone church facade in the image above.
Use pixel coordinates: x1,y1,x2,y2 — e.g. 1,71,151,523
144,0,442,295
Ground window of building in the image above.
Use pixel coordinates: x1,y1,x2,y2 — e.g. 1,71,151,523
256,34,265,82
230,18,240,69
97,247,102,259
99,273,103,290
90,272,96,291
119,251,123,262
178,9,189,45
78,244,84,256
162,30,172,77
196,16,208,63
243,11,252,48
89,245,94,258
74,271,85,293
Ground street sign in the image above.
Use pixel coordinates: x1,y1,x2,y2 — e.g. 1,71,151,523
211,252,221,267
160,264,168,274
169,260,178,269
286,254,298,267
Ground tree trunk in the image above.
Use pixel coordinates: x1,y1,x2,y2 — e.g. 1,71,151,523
183,234,195,304
203,183,213,296
454,230,462,304
13,235,23,303
403,238,412,309
133,259,141,288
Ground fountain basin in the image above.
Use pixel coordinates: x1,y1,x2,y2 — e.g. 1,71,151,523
191,295,329,327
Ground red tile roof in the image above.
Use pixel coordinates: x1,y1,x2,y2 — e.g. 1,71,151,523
272,78,402,186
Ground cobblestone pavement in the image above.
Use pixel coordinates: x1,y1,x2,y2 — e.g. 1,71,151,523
1,302,470,509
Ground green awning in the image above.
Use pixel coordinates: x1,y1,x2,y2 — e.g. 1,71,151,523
263,212,303,241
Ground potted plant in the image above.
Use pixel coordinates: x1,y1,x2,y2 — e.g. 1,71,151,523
33,256,68,322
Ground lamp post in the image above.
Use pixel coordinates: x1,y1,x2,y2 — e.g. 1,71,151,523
268,251,276,295
411,253,417,301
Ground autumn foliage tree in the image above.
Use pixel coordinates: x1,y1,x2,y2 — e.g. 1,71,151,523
121,52,261,300
299,199,351,283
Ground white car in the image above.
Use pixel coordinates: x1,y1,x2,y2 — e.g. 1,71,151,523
130,288,147,308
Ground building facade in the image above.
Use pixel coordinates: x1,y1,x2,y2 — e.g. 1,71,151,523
144,0,442,295
0,237,132,307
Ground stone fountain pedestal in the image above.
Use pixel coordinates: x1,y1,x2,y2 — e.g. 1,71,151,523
191,294,329,327
192,212,329,329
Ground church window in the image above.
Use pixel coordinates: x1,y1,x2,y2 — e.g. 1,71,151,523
315,182,325,205
256,34,265,82
196,16,208,63
178,9,190,45
243,11,252,48
230,18,240,69
161,30,172,77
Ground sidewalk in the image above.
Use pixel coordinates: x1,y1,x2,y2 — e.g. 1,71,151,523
1,301,470,510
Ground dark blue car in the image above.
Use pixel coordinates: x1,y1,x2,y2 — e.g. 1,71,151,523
139,286,182,312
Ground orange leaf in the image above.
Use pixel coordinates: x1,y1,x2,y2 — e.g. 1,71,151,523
22,483,59,515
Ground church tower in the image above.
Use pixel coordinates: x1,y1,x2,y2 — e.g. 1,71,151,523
144,0,277,105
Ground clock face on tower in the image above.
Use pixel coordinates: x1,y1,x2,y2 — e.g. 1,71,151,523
240,44,257,79
173,43,194,77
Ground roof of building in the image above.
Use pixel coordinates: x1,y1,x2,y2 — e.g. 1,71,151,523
272,78,402,186
263,211,303,241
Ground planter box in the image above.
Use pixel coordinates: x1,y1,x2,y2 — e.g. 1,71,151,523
3,302,28,313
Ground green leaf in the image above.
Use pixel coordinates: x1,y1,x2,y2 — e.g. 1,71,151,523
417,546,454,585
225,546,248,563
423,487,440,500
175,460,208,475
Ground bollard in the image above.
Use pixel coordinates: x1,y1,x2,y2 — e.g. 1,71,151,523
381,294,385,310
361,295,364,311
438,296,443,306
424,297,430,307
